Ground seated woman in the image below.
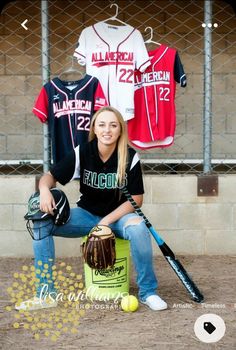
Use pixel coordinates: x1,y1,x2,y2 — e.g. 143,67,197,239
16,106,167,312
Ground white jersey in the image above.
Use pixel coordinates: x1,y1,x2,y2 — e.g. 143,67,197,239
73,22,150,121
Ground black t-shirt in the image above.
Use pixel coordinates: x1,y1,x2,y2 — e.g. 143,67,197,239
50,139,144,216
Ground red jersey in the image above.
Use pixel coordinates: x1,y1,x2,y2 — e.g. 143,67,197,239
128,45,186,149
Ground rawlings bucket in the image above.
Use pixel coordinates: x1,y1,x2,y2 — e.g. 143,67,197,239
83,238,130,300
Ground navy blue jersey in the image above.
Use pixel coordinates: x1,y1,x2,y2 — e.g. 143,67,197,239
50,139,144,216
33,75,107,163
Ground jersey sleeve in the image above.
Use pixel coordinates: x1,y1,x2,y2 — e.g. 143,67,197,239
50,146,80,185
73,28,87,66
94,81,108,110
126,150,144,195
134,29,151,73
32,87,49,123
174,52,187,87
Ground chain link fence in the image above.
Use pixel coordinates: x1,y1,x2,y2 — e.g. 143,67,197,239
0,0,235,175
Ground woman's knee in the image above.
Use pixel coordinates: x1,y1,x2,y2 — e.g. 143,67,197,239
124,219,153,257
124,216,143,228
123,218,150,242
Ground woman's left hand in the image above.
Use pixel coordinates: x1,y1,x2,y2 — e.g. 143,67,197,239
97,218,110,226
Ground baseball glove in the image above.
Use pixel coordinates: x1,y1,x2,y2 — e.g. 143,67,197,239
82,225,116,269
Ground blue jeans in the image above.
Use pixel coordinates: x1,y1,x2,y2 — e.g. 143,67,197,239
33,207,158,300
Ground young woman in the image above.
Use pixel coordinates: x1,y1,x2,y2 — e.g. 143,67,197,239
16,106,167,311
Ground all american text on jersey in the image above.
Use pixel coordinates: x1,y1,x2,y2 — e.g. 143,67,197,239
135,70,171,87
53,99,92,118
91,51,133,66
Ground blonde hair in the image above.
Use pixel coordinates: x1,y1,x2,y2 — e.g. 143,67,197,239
89,106,128,187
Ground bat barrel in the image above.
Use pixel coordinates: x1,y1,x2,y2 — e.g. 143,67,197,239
122,187,204,303
166,256,204,303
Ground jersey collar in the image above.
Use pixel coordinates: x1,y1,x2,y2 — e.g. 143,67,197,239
92,139,118,166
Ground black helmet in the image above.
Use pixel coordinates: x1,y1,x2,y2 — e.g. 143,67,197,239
24,188,70,225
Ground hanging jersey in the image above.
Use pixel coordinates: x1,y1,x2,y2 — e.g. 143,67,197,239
128,45,187,149
33,75,107,163
50,139,144,216
73,22,150,121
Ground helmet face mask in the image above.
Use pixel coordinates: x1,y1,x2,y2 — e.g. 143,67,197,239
24,188,70,240
25,219,53,240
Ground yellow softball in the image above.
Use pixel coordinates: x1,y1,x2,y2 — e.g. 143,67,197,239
121,295,139,312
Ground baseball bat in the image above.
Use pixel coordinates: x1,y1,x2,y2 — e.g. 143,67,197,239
122,187,204,303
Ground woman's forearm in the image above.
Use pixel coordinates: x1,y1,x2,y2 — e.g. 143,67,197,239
39,172,57,192
38,172,57,214
98,194,143,226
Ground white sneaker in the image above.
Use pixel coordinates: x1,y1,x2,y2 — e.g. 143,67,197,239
140,295,167,311
15,296,58,311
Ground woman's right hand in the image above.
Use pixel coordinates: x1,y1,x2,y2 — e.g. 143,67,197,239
39,187,56,216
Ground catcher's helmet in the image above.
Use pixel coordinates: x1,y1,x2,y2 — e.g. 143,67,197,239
24,188,70,225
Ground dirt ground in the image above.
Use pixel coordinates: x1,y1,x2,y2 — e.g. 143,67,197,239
0,255,235,350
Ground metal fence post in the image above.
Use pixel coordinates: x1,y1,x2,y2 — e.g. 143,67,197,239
41,0,50,172
203,0,213,174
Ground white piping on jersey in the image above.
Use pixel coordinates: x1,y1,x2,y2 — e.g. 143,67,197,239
74,76,94,98
130,152,139,171
51,80,68,99
71,145,80,180
54,109,91,117
138,58,151,73
179,73,187,87
135,80,170,89
51,80,75,148
33,107,47,121
143,86,154,141
131,136,174,148
152,46,169,70
154,80,158,125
